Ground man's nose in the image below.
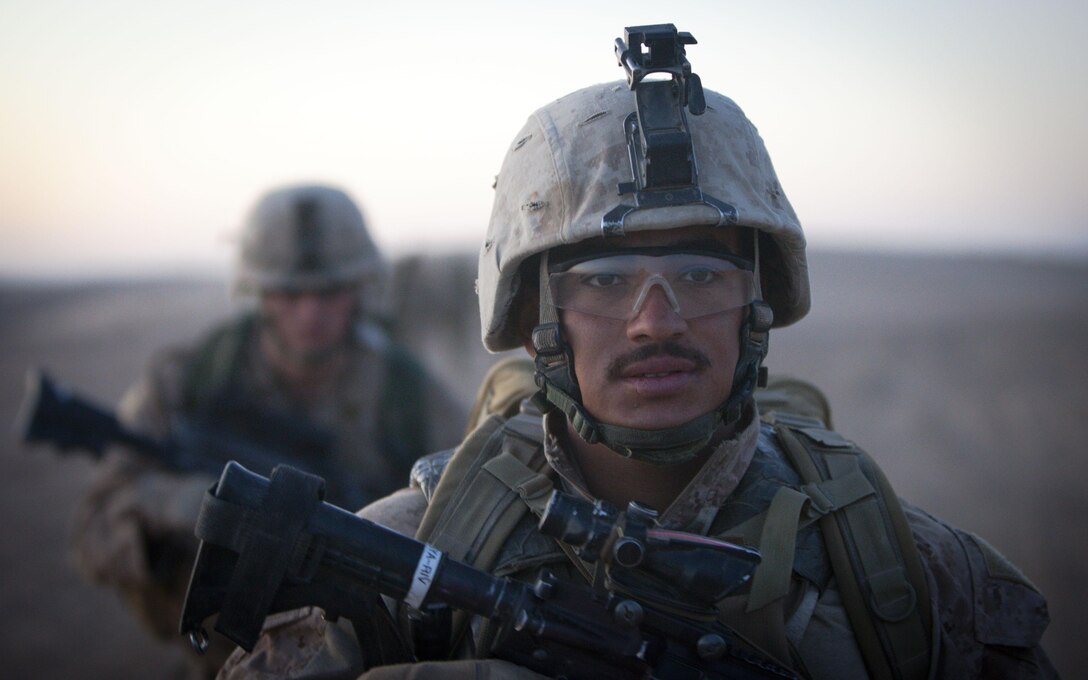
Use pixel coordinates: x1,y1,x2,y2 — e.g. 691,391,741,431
627,284,687,340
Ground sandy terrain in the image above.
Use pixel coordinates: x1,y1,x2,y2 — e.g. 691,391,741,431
1,250,1084,678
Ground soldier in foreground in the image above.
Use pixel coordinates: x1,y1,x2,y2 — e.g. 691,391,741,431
217,26,1056,679
68,184,467,677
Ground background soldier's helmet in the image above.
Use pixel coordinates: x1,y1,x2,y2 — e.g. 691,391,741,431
478,81,810,353
235,184,388,307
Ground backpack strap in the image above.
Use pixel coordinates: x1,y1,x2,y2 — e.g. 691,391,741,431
417,410,550,570
742,454,881,611
414,408,551,657
772,422,934,680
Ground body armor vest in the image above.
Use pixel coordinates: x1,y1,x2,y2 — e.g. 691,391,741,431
411,405,933,679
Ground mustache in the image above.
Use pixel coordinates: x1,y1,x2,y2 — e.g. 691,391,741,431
606,341,712,380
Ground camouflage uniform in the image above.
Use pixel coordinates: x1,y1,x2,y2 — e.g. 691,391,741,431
216,401,1056,680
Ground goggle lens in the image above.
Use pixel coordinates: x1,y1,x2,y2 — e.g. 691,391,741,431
550,254,755,320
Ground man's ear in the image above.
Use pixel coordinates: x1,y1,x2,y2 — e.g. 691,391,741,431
515,285,541,357
520,308,539,357
513,257,542,357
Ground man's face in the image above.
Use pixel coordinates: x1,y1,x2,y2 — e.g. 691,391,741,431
260,286,356,363
557,227,748,431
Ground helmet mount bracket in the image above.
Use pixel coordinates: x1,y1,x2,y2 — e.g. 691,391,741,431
604,24,738,236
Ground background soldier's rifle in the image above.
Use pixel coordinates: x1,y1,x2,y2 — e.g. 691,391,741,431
180,462,799,679
16,368,368,508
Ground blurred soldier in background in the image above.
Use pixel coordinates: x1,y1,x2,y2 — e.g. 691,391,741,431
69,184,467,677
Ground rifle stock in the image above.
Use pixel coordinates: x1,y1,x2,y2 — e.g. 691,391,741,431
181,462,798,679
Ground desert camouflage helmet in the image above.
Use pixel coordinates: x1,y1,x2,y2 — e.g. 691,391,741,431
235,184,387,294
478,81,809,353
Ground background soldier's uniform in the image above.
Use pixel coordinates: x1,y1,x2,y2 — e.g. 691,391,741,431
69,313,466,677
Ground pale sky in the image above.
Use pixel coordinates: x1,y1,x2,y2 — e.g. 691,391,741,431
1,1,1086,279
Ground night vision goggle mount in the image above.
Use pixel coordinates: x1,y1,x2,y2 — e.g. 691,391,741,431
603,24,739,235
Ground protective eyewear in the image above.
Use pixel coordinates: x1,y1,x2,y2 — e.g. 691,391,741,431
549,253,755,321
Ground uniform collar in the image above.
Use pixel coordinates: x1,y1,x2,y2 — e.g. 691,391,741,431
542,401,760,530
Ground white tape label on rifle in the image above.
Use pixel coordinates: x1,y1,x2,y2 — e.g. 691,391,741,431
405,545,443,610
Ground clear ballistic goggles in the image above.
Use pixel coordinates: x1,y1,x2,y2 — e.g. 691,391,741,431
549,252,756,321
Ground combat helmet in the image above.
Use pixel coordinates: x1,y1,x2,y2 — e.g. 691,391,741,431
235,184,388,313
478,24,810,463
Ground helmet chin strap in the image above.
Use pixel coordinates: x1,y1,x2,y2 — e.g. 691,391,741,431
531,250,772,466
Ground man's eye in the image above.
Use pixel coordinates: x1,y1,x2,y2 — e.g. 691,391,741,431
679,269,718,284
584,273,623,288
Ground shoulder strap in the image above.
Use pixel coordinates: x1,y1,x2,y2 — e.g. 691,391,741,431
417,410,549,571
773,422,934,680
413,409,550,657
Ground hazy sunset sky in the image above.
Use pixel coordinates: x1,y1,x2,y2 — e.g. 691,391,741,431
2,1,1085,278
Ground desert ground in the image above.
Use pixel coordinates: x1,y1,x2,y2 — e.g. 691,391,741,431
1,250,1084,678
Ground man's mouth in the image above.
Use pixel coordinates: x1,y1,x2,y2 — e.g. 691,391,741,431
621,364,700,398
607,341,711,381
621,357,696,379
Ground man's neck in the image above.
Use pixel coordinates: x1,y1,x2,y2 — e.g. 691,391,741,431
259,329,348,402
561,421,734,515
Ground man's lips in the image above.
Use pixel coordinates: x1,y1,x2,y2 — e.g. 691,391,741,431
619,356,697,379
606,341,711,381
606,342,711,397
621,366,698,398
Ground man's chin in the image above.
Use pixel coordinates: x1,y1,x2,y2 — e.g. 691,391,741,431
597,405,709,432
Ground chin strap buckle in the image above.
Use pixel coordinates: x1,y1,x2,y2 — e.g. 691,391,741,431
531,323,565,368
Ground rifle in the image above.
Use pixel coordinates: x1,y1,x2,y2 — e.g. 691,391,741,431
180,462,799,679
16,368,369,509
